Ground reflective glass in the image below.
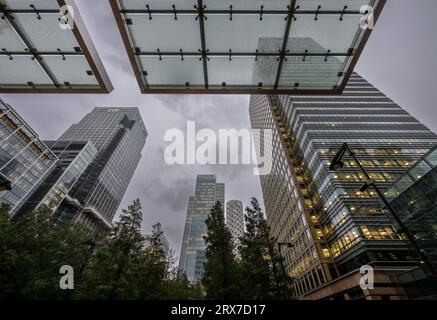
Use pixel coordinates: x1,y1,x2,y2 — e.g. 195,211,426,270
14,13,79,52
2,0,58,10
42,55,99,85
0,1,110,92
0,56,52,86
115,0,383,93
140,56,204,87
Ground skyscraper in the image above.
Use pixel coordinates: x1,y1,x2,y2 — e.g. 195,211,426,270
226,200,245,251
179,175,225,284
249,73,437,300
55,107,147,231
0,99,58,217
386,145,437,267
14,140,97,222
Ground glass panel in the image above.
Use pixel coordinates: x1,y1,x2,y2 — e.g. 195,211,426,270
395,174,415,194
0,56,52,85
296,0,374,11
278,55,343,87
252,54,280,86
205,14,286,53
117,0,383,93
409,160,432,181
209,56,257,86
13,13,79,51
384,186,400,202
126,14,200,52
2,0,58,10
289,14,362,53
140,56,204,87
42,55,99,85
0,19,26,51
426,148,437,167
119,0,196,10
206,0,288,10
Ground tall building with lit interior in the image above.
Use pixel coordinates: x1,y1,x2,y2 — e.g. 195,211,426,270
54,107,147,231
179,175,225,284
385,145,437,299
226,200,245,251
249,73,437,300
0,99,57,217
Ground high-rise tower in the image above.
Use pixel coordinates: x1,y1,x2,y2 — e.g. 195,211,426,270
56,107,147,231
179,174,225,284
226,200,245,251
249,73,437,299
0,99,58,217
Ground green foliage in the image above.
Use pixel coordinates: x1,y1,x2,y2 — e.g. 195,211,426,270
0,204,91,299
0,200,201,300
201,201,242,299
239,198,294,300
0,197,291,300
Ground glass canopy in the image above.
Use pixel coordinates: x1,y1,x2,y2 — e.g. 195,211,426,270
111,0,385,94
0,0,112,93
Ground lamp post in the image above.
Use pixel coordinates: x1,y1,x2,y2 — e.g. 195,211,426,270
329,143,436,275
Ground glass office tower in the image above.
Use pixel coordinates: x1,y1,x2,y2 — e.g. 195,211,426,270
56,107,147,231
226,200,245,251
179,174,225,284
385,145,437,265
0,99,57,217
249,73,437,299
14,140,97,222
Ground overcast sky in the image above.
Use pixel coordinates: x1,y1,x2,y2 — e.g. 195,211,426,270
2,0,437,258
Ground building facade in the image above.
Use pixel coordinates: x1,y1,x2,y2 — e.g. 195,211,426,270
385,145,437,299
226,200,245,251
386,145,437,266
179,175,225,284
0,99,58,217
14,140,97,222
55,107,147,231
249,73,437,299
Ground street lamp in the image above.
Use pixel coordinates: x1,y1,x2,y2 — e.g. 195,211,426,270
330,143,436,275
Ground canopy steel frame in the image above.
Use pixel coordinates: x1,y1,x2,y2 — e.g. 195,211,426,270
110,0,387,94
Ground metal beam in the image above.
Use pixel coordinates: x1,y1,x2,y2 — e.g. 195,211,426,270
121,9,362,16
274,0,297,89
0,51,84,56
135,51,352,58
1,9,60,87
196,0,209,89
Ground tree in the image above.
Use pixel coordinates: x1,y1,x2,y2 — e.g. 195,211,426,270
78,199,146,299
239,198,294,299
0,200,202,300
201,201,242,299
0,204,91,299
